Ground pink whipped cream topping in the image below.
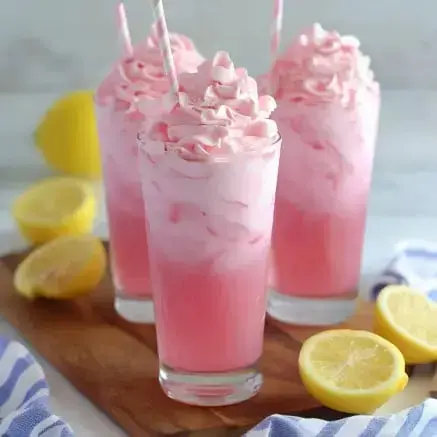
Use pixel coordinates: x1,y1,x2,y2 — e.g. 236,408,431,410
95,24,204,113
145,51,278,159
268,23,379,106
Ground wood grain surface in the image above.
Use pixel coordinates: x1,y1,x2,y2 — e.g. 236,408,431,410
430,364,437,398
0,245,376,436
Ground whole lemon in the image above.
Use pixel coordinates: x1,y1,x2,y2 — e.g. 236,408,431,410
35,90,102,180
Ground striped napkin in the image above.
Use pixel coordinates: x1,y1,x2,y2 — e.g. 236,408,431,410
370,240,437,301
245,400,437,436
0,336,73,437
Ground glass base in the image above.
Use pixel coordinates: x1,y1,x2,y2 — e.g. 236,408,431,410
159,363,263,406
267,289,357,326
114,295,154,324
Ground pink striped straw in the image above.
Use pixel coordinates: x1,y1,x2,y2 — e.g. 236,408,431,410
270,0,283,93
150,0,180,99
117,1,133,56
271,0,284,62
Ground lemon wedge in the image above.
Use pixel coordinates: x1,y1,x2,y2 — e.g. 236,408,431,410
299,329,408,414
375,285,437,364
34,90,102,179
14,234,106,300
12,177,96,245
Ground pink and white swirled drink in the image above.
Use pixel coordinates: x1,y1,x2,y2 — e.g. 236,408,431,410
95,26,204,323
262,24,380,325
138,51,281,406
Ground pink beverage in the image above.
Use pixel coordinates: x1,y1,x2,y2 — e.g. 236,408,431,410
94,26,203,322
138,52,281,406
263,24,380,325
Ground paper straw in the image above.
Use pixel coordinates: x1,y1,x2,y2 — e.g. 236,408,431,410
117,1,133,56
269,0,283,93
271,0,284,62
150,0,180,98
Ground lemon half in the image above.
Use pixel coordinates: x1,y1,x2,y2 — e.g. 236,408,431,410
14,234,106,300
299,329,408,414
375,285,437,364
12,177,96,245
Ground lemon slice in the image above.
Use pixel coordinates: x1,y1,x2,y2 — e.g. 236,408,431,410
35,90,102,179
299,329,408,414
375,285,437,364
14,234,106,300
12,177,96,245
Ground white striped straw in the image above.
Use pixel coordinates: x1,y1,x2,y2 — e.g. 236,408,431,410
270,0,284,93
117,2,133,56
150,0,180,100
271,0,284,61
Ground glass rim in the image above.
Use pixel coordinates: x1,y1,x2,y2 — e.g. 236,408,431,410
137,130,281,153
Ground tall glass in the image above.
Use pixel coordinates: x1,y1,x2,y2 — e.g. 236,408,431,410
268,93,380,325
95,104,153,323
138,132,281,406
94,28,203,323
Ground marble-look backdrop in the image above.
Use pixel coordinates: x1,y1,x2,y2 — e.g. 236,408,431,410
1,0,437,91
0,0,436,219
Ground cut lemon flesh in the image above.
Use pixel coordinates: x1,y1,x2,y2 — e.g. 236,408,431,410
12,177,96,244
299,329,408,414
375,285,437,364
14,234,106,300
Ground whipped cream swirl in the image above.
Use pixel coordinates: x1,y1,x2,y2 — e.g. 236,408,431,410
145,51,278,159
269,23,379,106
96,24,204,114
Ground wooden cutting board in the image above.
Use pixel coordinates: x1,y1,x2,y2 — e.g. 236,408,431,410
430,364,437,398
0,244,376,437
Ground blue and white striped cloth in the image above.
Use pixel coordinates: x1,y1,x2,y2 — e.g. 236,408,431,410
245,400,437,436
370,240,437,302
0,336,73,437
